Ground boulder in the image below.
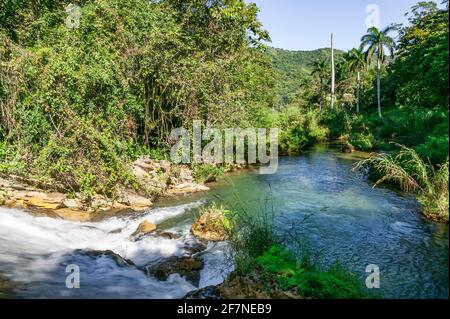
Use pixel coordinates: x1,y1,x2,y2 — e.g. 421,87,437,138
131,220,157,238
119,193,152,211
191,207,230,242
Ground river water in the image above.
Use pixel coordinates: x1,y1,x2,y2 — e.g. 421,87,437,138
0,145,448,298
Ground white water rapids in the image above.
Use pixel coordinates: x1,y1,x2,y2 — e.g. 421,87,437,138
0,203,231,298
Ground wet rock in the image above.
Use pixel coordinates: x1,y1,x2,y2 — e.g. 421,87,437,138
73,249,135,267
131,220,157,239
145,256,204,286
154,230,181,240
184,286,221,299
183,241,207,257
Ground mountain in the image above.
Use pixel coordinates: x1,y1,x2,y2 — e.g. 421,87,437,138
267,47,345,107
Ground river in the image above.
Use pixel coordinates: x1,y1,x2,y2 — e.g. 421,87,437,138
0,145,448,298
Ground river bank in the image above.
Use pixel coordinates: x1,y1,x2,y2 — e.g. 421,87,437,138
0,146,448,299
0,157,213,221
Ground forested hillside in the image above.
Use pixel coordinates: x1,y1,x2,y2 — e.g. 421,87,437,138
268,47,344,107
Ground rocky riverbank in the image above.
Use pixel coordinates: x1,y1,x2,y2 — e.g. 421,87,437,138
0,156,209,221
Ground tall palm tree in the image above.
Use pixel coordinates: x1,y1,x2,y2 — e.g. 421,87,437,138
360,25,396,117
311,59,328,112
344,48,366,113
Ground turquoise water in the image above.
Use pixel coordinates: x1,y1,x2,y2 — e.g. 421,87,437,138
0,145,448,298
158,145,449,299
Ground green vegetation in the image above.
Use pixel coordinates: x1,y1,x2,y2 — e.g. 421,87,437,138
357,145,449,222
268,2,448,221
225,202,365,298
255,245,364,299
192,164,224,184
0,0,275,199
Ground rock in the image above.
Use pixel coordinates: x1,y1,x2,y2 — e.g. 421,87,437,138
191,207,229,242
183,241,207,257
119,193,152,211
131,220,157,238
184,286,221,299
62,198,83,210
342,143,355,153
145,256,204,286
73,249,135,267
52,208,92,222
168,183,210,195
215,272,302,299
154,230,181,240
179,166,193,183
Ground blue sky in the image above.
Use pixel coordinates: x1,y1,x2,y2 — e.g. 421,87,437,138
247,0,427,51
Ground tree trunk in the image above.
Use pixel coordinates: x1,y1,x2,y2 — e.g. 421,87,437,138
331,34,335,109
356,71,360,113
377,57,382,118
319,77,323,112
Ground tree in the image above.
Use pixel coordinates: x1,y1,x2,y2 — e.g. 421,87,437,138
360,25,397,117
330,33,335,109
344,48,366,113
311,59,328,112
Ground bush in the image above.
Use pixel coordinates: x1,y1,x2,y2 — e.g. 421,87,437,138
277,107,328,154
33,119,140,200
192,164,224,184
349,132,376,151
0,141,25,175
415,134,449,165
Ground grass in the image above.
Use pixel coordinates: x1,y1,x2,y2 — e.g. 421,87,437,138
254,245,365,299
220,197,366,299
356,144,449,222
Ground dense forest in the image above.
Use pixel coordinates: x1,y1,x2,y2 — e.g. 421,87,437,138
1,0,448,220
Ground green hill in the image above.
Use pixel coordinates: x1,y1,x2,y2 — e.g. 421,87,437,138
267,47,344,107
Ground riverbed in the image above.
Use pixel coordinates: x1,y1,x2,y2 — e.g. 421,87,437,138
0,145,448,298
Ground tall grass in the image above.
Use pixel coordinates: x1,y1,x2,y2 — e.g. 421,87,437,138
356,144,449,222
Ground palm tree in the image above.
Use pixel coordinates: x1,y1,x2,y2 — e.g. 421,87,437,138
344,48,366,113
311,59,328,112
360,25,396,117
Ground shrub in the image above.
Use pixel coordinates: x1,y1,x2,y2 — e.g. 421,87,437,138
0,141,25,175
415,134,449,165
192,164,224,184
349,132,376,151
278,107,328,154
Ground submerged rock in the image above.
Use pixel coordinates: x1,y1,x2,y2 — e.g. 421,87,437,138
184,285,221,299
145,256,204,286
73,249,135,267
